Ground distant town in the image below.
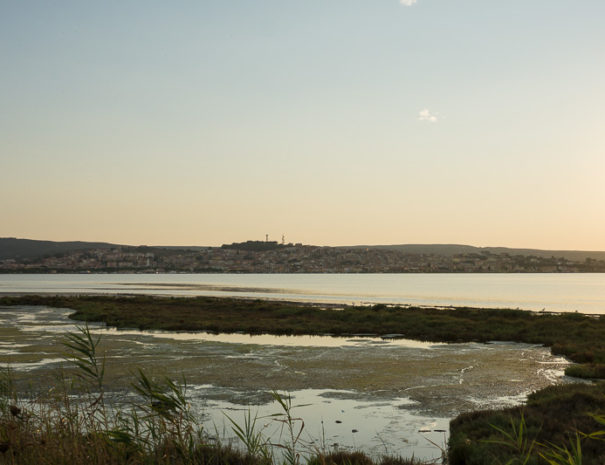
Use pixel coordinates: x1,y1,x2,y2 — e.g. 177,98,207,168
2,238,605,273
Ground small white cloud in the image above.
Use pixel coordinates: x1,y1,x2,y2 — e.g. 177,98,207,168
400,0,417,6
418,109,438,123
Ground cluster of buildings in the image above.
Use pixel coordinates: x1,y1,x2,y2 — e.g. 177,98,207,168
2,242,605,273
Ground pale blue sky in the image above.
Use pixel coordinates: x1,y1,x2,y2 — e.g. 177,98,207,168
2,1,604,248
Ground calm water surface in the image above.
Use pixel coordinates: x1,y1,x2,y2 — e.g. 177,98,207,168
1,273,605,313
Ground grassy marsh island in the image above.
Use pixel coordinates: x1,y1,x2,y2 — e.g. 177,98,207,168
1,294,605,464
2,295,604,378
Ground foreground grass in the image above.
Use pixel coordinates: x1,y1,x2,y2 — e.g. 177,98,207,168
449,383,605,464
2,294,605,379
0,409,430,465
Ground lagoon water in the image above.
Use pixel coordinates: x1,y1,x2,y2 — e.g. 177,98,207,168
0,272,600,461
1,272,605,313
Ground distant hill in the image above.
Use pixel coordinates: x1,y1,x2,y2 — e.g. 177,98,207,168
343,244,478,256
156,246,209,252
347,244,605,262
480,247,605,262
0,238,121,260
3,238,605,263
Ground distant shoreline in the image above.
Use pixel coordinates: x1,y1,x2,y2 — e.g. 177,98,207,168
3,270,605,274
0,290,562,315
3,238,605,273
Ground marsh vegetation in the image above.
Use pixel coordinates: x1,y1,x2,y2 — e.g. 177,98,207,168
2,295,604,380
2,295,605,463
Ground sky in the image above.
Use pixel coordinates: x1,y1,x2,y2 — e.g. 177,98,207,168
1,1,604,249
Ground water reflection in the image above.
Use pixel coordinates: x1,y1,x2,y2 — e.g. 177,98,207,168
96,328,436,349
3,272,605,312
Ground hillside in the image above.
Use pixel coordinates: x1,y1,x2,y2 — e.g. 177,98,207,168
353,243,605,262
0,238,120,260
2,238,605,273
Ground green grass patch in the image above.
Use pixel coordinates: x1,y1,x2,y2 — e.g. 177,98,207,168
448,383,605,464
